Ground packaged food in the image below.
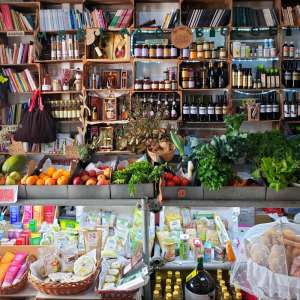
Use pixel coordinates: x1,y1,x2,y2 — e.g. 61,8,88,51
73,251,96,278
104,275,117,283
103,282,116,290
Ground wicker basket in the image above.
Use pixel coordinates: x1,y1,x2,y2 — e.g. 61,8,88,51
28,263,100,296
95,288,139,300
0,270,28,295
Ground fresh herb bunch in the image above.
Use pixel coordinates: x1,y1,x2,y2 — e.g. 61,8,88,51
193,143,233,191
112,161,164,196
253,155,299,191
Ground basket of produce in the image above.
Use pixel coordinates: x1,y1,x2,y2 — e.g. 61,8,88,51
0,252,33,295
29,249,99,296
231,218,300,299
95,258,148,300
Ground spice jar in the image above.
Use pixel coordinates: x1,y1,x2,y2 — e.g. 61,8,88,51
182,68,189,79
164,45,171,58
159,81,165,90
134,79,143,90
170,45,178,58
165,80,171,90
182,78,189,89
181,48,190,59
163,71,169,81
204,49,212,59
188,77,195,89
209,41,214,50
134,44,142,58
149,45,157,58
171,80,177,90
219,47,226,58
156,45,163,59
143,78,151,90
152,81,159,90
52,79,61,91
190,43,197,59
197,42,203,52
142,44,149,58
197,50,204,59
211,49,218,59
203,41,209,51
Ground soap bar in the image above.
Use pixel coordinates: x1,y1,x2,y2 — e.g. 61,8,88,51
73,255,95,278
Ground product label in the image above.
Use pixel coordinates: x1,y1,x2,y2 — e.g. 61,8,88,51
0,186,18,204
272,105,279,112
284,105,290,118
199,107,207,115
208,107,214,115
190,106,198,115
215,107,222,115
183,106,190,115
260,105,266,113
266,104,272,113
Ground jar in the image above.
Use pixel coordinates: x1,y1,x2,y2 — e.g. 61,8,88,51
149,45,157,58
190,49,197,59
188,77,195,89
181,48,189,59
219,47,226,58
211,49,218,59
159,81,165,90
188,68,194,78
197,42,203,52
62,82,69,91
182,78,189,89
165,80,171,90
203,41,209,51
197,50,204,59
152,81,159,90
163,71,169,81
142,44,149,58
52,79,61,91
156,45,163,59
134,80,143,90
164,45,171,58
134,44,142,58
143,78,151,90
209,41,214,50
164,240,176,262
204,50,211,59
181,68,189,78
171,80,177,90
170,45,178,58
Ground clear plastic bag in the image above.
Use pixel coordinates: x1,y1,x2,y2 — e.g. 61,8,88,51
231,218,300,300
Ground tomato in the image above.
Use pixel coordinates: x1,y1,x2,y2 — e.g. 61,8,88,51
181,178,191,186
173,176,182,186
166,180,176,186
164,172,174,180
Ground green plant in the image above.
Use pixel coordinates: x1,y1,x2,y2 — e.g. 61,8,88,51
253,155,299,191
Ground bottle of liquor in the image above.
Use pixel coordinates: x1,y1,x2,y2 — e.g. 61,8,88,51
237,64,243,89
222,93,228,118
190,95,198,121
260,65,266,88
284,93,291,120
283,41,289,58
291,92,297,120
215,95,223,122
242,68,248,89
171,96,178,120
183,96,190,121
148,94,155,118
272,92,280,120
153,290,162,300
156,95,162,118
283,62,292,88
199,96,207,122
274,67,280,88
208,62,215,88
260,94,266,120
218,62,226,88
247,69,253,89
163,96,170,120
207,96,215,122
289,41,295,58
232,64,238,88
266,93,273,120
185,256,215,299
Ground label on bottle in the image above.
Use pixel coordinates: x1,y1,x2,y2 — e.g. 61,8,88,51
291,104,297,118
208,106,214,115
267,76,271,88
183,106,190,115
142,48,149,57
272,104,279,112
284,104,290,118
290,47,295,58
134,47,142,57
283,46,289,57
190,106,198,115
199,107,207,115
260,105,266,113
266,104,272,113
171,109,177,118
261,74,266,88
223,106,227,115
215,106,222,115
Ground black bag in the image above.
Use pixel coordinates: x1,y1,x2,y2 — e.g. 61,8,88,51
14,90,56,143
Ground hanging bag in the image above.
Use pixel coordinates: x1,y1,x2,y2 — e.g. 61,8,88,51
14,90,56,143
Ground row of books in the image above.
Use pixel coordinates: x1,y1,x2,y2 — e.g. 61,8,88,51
0,42,34,65
0,4,34,32
2,68,37,93
161,9,180,29
282,6,300,26
184,9,231,27
233,7,279,27
83,8,133,30
0,103,27,125
40,8,83,32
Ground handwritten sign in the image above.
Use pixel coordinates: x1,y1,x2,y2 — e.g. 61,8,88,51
0,185,18,204
7,31,25,37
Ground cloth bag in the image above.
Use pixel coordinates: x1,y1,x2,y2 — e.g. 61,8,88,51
14,90,56,143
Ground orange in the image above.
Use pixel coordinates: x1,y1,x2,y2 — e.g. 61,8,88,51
47,167,56,177
52,170,63,180
36,178,45,185
26,176,38,185
39,172,48,179
57,176,69,185
62,170,70,177
45,178,56,185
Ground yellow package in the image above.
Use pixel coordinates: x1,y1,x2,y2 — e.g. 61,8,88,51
0,263,11,285
0,252,15,264
33,206,44,225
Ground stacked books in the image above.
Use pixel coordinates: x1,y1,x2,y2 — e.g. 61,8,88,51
83,8,133,30
2,68,37,93
233,7,279,27
0,42,34,65
40,8,83,32
162,9,180,29
0,103,27,125
185,9,231,27
0,4,35,31
282,6,300,26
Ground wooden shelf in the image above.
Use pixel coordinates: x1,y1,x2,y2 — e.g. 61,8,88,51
232,57,279,61
133,58,178,63
0,31,34,35
133,90,179,93
36,59,83,64
0,63,38,67
85,59,131,64
180,58,228,63
86,89,132,92
180,88,229,91
285,120,300,124
233,88,280,92
41,91,82,95
87,120,129,125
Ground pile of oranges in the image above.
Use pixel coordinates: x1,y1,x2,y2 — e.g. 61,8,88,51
21,167,70,185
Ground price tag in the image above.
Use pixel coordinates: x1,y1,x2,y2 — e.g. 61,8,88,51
7,31,25,37
0,185,18,204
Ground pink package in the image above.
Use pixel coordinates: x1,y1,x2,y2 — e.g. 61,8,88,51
22,206,33,224
1,253,27,288
12,262,28,285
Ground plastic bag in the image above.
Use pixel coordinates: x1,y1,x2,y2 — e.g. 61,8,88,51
231,218,300,300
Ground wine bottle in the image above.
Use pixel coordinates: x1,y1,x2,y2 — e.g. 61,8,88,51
215,95,223,122
207,96,215,122
199,96,207,122
190,95,198,121
260,94,266,120
284,93,291,120
272,92,279,120
266,93,273,120
183,96,190,121
291,92,297,119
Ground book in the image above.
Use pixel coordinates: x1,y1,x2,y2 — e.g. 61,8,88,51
0,42,34,65
0,103,27,125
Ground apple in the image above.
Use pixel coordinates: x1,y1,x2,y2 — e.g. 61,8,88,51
80,174,90,183
103,168,111,179
86,178,97,185
5,176,16,185
9,171,21,181
88,170,97,178
79,170,89,177
73,176,82,185
97,174,106,181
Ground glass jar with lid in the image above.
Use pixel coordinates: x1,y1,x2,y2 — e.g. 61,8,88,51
134,44,143,58
164,45,171,59
149,45,157,58
159,81,165,90
219,47,227,58
197,42,203,52
203,41,209,51
171,80,177,90
152,81,159,90
156,45,163,59
181,68,189,79
143,78,151,90
165,80,171,90
182,79,189,89
170,45,178,58
142,44,149,58
134,79,143,90
181,48,190,59
190,43,197,59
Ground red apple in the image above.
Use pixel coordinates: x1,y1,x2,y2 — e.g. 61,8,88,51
81,174,90,183
86,178,97,185
73,176,82,185
88,170,97,178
